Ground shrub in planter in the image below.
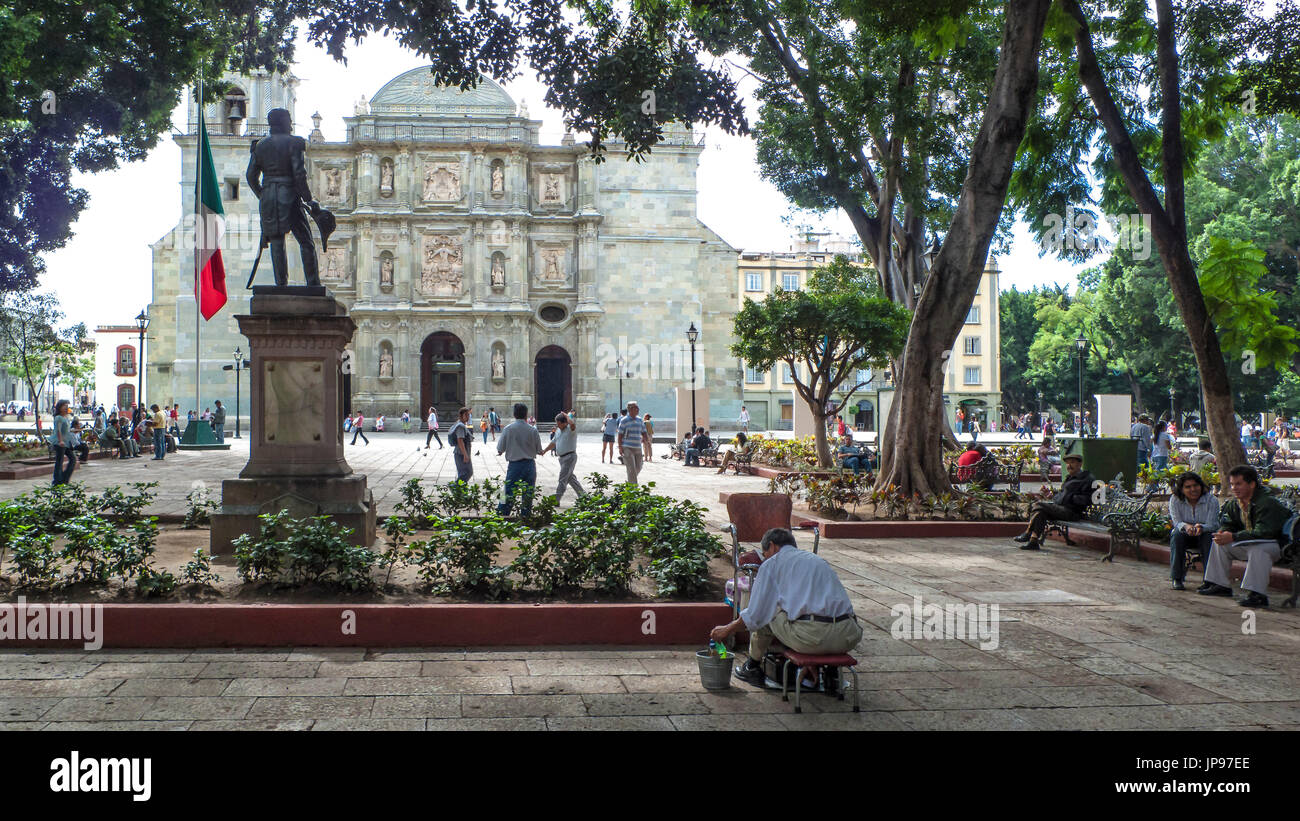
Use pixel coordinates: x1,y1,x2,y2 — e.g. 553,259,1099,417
96,482,159,524
183,485,219,529
232,510,377,592
411,513,516,597
9,530,61,590
181,548,222,587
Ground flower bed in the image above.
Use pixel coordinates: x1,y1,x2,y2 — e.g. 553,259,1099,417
765,471,1044,521
0,475,729,604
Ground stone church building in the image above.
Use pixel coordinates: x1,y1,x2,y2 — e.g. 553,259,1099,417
148,67,740,430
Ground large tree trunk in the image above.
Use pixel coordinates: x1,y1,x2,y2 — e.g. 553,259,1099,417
1065,0,1248,472
875,0,1052,494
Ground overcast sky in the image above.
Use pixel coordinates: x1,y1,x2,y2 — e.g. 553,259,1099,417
38,30,1092,330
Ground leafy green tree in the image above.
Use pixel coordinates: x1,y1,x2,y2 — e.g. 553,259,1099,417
1000,285,1058,414
1011,0,1300,470
730,257,910,467
0,1,296,291
0,291,71,433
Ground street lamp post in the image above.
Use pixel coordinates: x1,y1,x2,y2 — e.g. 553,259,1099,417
1169,385,1176,426
1037,390,1044,425
135,309,150,409
686,322,699,433
1075,333,1088,436
233,348,245,439
615,356,632,412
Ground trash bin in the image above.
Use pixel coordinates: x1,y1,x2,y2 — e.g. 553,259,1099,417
1062,437,1139,491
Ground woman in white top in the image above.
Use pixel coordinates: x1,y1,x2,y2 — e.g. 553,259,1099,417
425,407,443,449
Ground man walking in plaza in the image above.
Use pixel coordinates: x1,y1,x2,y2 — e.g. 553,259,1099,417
448,406,474,481
617,400,647,484
212,400,227,444
150,404,167,460
1131,414,1154,468
738,405,750,432
710,527,863,690
1197,465,1291,607
497,403,543,517
541,412,586,502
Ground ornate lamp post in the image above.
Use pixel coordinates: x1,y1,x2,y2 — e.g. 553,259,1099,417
616,356,632,412
222,347,247,438
1075,333,1087,435
686,322,699,433
135,309,149,409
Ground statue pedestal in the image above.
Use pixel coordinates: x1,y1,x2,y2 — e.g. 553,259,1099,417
210,287,376,555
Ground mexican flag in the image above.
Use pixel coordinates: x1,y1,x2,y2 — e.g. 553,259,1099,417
195,111,227,320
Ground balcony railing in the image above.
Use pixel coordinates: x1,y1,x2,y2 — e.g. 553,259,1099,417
115,364,136,376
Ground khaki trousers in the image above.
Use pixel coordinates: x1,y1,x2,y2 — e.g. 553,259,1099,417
623,446,644,484
1205,539,1280,595
749,609,863,660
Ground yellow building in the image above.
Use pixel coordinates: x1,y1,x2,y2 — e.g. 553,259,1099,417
735,243,1001,433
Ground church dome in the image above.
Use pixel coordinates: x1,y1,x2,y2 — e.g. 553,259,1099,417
370,67,516,116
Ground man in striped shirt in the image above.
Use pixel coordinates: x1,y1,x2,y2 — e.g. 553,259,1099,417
617,400,646,484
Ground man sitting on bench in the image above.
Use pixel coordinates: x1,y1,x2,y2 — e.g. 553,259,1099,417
1197,464,1290,608
1012,452,1093,551
710,527,863,689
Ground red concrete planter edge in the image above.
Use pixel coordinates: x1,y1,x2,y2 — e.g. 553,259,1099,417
0,602,735,649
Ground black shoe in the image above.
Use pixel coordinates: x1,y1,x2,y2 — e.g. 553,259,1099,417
1195,581,1215,592
1172,581,1185,591
733,660,766,688
1013,533,1031,543
1238,592,1269,608
1019,541,1041,551
1196,583,1234,597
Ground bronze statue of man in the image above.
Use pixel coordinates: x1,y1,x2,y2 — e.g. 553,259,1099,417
246,108,329,288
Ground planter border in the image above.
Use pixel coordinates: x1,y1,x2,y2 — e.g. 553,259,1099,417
0,602,733,648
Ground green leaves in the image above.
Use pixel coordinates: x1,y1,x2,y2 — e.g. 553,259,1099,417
1199,235,1298,368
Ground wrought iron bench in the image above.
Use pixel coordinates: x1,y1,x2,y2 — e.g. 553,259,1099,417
1047,476,1155,562
1268,487,1300,608
948,459,1024,492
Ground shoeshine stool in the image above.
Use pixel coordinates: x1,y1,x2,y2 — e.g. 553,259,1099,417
780,650,860,713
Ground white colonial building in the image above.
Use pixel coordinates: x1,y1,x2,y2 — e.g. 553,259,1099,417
146,67,741,430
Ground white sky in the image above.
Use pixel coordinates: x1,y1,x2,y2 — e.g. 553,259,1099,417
37,31,1089,330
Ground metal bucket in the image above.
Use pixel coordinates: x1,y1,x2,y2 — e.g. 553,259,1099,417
696,649,734,690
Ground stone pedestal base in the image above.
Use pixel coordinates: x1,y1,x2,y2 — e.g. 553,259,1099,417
210,476,377,555
210,286,376,555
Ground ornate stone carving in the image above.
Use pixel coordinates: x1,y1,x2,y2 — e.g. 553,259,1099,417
539,247,568,283
422,161,461,202
541,173,563,204
380,255,394,288
491,348,506,381
379,347,394,378
325,168,342,198
490,253,505,288
491,161,505,196
380,159,394,196
322,246,352,287
420,234,463,297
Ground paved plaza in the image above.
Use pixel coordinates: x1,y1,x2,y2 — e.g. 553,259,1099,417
2,436,1298,730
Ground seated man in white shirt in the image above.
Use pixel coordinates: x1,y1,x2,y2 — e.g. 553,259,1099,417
710,527,863,689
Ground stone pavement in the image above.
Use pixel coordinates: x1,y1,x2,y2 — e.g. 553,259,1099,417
2,530,1298,730
0,431,776,521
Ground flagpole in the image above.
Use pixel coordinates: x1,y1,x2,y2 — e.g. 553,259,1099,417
194,75,203,426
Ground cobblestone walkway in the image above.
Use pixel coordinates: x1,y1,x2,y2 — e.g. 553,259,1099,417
2,531,1297,730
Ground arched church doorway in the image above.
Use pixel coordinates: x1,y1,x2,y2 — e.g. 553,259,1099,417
534,346,572,424
421,332,465,422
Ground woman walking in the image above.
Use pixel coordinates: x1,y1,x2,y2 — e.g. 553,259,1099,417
425,407,443,449
350,411,369,445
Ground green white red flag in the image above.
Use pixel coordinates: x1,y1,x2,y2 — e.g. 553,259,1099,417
195,111,226,320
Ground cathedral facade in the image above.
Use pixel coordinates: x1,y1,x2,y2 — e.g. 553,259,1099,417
148,67,741,430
